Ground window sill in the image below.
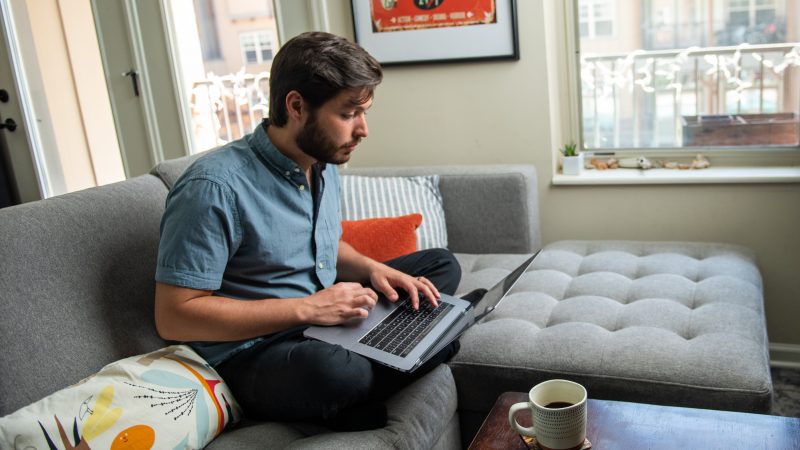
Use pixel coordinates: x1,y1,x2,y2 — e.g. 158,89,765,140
552,166,800,185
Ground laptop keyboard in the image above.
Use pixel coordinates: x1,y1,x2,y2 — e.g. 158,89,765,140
359,298,453,357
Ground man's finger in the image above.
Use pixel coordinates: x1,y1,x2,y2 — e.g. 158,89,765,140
353,292,377,310
414,276,438,307
344,306,369,320
374,279,400,302
407,283,420,310
419,284,438,308
421,277,441,299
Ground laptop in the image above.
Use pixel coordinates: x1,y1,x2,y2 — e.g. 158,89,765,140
303,252,538,372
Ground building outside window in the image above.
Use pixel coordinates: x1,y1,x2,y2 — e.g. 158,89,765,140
720,0,781,44
240,31,274,65
577,0,799,152
579,0,615,38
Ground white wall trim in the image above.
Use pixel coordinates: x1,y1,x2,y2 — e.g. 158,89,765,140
272,0,287,44
122,0,164,165
159,1,194,156
308,0,330,32
770,342,800,369
553,166,800,185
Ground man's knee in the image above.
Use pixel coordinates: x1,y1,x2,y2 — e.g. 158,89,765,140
420,248,461,295
291,341,374,404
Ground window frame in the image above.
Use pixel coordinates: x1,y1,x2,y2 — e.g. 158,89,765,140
544,0,800,184
727,0,777,27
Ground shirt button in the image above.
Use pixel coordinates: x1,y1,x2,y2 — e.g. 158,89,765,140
294,168,301,173
284,171,290,176
298,185,305,191
318,262,325,269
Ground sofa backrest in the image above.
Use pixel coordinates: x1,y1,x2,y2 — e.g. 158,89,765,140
0,175,169,415
153,154,541,255
341,165,541,254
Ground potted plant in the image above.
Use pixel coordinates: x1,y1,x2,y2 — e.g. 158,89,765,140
560,142,583,175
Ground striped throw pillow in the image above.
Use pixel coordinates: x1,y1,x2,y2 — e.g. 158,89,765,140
340,175,448,250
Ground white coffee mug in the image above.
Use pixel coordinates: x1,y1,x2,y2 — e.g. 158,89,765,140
508,379,587,450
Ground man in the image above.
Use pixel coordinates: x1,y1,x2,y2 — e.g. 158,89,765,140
154,32,461,430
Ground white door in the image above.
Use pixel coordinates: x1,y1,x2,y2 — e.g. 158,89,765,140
0,0,130,202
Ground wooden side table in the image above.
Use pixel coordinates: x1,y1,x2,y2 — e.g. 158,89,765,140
468,392,800,449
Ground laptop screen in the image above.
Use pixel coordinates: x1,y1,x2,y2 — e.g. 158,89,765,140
472,251,539,321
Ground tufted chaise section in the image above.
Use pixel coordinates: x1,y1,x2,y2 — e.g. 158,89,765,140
450,240,772,439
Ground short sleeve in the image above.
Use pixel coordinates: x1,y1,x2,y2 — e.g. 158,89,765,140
155,177,241,290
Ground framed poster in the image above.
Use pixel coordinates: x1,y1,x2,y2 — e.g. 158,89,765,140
351,0,519,65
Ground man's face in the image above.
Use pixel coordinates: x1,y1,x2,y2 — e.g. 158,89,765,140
295,89,372,165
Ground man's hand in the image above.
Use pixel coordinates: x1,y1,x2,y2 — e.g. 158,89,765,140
368,264,441,310
336,240,441,310
300,282,379,325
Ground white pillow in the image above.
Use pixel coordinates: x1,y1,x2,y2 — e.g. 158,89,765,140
340,175,448,251
0,345,241,450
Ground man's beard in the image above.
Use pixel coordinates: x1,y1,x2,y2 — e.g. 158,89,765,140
295,110,355,165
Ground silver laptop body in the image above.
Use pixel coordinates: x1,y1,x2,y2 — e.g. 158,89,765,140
303,252,538,372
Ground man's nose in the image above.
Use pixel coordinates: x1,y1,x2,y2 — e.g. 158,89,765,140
355,115,368,138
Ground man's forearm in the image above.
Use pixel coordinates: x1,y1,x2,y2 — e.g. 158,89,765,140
154,280,378,342
154,283,308,342
336,240,382,282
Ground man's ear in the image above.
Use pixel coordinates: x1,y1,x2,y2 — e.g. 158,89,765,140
285,90,305,122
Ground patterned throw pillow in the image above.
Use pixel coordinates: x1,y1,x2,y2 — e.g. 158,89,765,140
340,175,448,250
0,345,241,450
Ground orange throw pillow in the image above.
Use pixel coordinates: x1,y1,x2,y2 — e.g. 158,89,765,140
341,214,422,262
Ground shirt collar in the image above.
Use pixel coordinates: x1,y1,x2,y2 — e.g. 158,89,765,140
249,121,328,176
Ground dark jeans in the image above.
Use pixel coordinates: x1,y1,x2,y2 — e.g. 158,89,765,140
216,248,462,422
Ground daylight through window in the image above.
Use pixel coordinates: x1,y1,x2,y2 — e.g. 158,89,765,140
577,0,800,151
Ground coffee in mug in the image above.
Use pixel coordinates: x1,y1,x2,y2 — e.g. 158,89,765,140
508,379,587,450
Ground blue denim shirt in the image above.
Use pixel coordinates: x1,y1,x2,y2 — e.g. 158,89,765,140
155,123,341,366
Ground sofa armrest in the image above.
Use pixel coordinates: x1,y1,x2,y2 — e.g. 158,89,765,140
340,165,541,254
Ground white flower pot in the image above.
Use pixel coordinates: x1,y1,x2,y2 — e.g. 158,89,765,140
561,153,584,175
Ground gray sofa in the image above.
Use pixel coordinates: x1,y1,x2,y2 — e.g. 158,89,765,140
0,158,772,449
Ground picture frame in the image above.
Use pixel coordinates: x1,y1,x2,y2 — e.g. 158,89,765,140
351,0,519,66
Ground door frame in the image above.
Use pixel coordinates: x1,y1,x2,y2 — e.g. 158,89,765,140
0,0,47,202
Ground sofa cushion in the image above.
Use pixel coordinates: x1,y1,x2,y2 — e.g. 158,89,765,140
0,345,241,449
450,240,772,419
0,175,170,416
340,175,448,250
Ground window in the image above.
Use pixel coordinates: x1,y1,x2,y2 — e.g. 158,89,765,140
166,1,279,154
240,31,273,65
722,0,780,44
579,0,615,38
577,0,800,152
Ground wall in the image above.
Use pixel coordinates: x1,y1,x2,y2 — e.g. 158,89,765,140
321,1,800,356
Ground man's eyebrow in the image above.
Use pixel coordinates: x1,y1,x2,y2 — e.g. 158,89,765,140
344,100,372,110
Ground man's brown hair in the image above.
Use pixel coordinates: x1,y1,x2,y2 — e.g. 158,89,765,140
268,32,383,126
